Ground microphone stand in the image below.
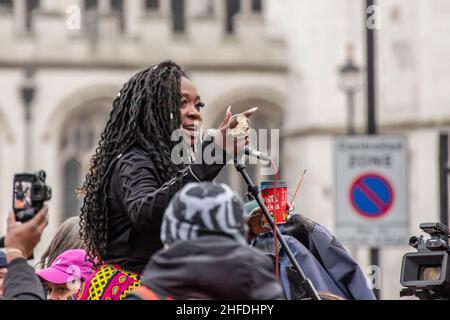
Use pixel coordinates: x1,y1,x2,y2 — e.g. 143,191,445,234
234,159,321,300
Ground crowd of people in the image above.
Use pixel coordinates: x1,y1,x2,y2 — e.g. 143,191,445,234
0,61,375,301
0,181,375,301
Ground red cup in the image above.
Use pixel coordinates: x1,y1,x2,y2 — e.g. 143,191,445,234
260,181,288,225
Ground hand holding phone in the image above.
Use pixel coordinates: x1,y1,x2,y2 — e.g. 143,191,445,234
13,170,51,223
5,207,49,261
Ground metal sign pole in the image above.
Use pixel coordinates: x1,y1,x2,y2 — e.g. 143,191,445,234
366,0,380,299
234,161,321,300
439,134,449,227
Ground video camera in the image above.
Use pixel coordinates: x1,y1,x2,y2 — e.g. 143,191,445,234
400,222,450,300
0,170,51,250
13,170,52,223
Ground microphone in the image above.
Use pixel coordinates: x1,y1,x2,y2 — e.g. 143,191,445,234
244,146,272,162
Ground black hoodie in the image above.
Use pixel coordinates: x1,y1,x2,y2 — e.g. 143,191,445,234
138,235,284,300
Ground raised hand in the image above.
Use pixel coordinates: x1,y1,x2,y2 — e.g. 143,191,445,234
5,206,49,261
213,106,258,158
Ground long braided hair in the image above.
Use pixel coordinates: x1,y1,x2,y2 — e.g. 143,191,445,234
79,61,187,265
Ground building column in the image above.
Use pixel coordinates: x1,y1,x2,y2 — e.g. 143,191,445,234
39,0,59,12
241,0,252,15
212,0,225,32
160,0,171,18
186,0,213,18
99,0,111,14
13,0,27,33
185,0,195,19
235,0,263,40
205,0,215,17
70,0,83,11
125,0,142,35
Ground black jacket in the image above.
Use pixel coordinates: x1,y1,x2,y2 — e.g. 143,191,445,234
2,258,46,300
103,143,226,273
136,235,284,300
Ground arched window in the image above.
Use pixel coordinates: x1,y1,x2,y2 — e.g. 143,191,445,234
111,0,125,32
145,0,159,11
226,0,240,34
84,0,98,10
0,0,12,11
83,0,100,38
171,0,185,34
25,0,39,32
60,105,109,220
252,0,262,13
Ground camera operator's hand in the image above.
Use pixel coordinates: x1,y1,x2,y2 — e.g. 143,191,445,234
5,206,49,263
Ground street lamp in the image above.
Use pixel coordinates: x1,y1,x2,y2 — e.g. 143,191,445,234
338,44,361,135
20,67,36,171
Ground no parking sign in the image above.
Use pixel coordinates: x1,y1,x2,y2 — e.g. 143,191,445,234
335,135,409,247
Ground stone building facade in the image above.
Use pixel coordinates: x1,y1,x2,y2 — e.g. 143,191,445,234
1,0,450,299
0,0,288,281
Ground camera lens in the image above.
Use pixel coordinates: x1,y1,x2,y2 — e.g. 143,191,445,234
409,236,419,249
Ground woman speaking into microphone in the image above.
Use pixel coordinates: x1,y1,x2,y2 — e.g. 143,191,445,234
77,61,255,300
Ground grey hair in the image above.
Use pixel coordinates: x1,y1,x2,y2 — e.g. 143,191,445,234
37,216,86,269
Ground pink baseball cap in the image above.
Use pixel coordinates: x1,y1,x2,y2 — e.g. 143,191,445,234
37,249,93,285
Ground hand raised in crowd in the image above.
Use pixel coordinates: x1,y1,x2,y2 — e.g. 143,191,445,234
213,106,258,158
5,207,49,263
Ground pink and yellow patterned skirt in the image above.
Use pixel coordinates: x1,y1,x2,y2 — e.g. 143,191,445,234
76,264,141,300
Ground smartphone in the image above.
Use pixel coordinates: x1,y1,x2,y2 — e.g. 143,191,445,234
13,174,34,211
12,171,51,223
13,174,36,222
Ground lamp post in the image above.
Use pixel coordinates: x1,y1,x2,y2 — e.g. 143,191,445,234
20,67,36,171
338,44,361,135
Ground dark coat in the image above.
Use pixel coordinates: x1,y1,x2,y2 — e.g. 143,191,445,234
2,258,46,300
103,143,226,273
136,235,285,300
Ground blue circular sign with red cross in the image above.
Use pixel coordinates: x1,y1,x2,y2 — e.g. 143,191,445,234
349,173,395,219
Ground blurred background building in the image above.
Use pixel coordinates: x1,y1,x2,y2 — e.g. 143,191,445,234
0,0,449,299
